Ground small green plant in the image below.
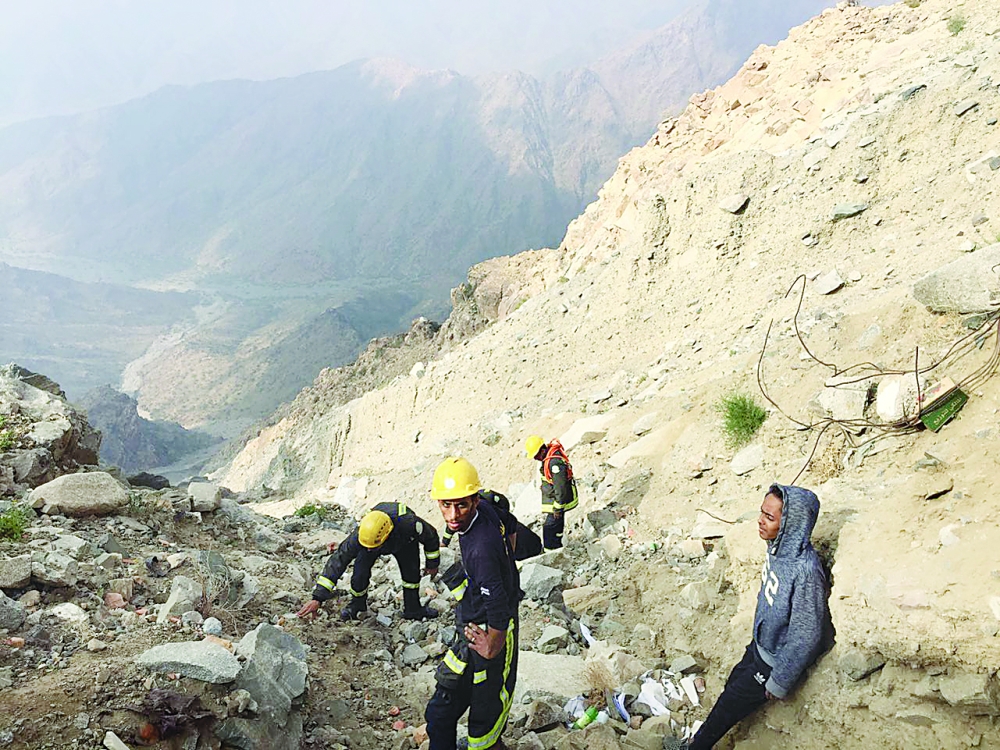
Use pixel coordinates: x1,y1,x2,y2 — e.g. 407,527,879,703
0,415,7,429
947,13,966,35
126,491,148,515
0,506,30,541
557,276,569,284
0,430,15,451
716,392,768,448
294,503,328,520
904,0,920,7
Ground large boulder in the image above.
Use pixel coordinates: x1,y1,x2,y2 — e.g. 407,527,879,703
137,641,241,683
235,624,309,725
29,472,127,517
913,244,1000,313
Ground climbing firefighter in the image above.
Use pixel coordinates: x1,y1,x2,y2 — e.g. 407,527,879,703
425,458,521,750
441,488,543,561
525,435,578,550
295,501,440,622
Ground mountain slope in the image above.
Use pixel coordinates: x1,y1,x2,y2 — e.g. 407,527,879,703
215,1,1000,746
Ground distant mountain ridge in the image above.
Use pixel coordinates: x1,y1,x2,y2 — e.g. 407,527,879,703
0,0,837,437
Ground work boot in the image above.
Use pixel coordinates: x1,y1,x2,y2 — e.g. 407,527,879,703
456,741,506,750
402,605,439,621
662,738,689,750
340,606,364,621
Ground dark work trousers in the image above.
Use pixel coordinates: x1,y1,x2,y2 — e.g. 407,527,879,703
394,543,423,615
542,512,564,550
425,619,519,750
688,642,772,750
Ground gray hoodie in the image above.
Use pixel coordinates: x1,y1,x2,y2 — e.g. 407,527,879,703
752,483,834,698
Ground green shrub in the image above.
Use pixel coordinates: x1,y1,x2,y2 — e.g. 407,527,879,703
904,0,920,7
716,392,768,448
294,503,328,520
0,430,15,451
0,506,30,541
947,13,966,35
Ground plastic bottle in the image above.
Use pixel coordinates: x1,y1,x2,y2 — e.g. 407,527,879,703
572,706,600,730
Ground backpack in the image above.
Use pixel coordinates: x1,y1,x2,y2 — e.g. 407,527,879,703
542,440,573,483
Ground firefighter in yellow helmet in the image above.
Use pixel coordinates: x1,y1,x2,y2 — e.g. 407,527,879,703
525,435,578,550
425,457,521,750
296,502,441,622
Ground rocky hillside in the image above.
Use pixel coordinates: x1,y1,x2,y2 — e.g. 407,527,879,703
213,1,1000,747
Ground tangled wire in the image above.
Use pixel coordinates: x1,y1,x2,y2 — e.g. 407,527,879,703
757,274,1000,484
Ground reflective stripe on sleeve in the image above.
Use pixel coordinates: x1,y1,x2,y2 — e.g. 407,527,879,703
316,576,335,592
450,578,469,601
443,649,467,674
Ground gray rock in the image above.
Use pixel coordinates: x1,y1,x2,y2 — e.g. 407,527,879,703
236,624,309,725
536,625,570,654
718,193,749,214
813,270,845,295
28,472,128,517
954,100,979,117
585,509,618,538
137,640,241,683
519,563,563,600
51,534,90,560
858,136,876,148
524,699,571,732
679,579,717,611
103,731,131,750
156,575,203,623
830,203,868,222
401,643,429,667
631,413,658,436
838,647,885,681
188,481,222,512
900,84,926,100
216,711,304,750
937,672,1000,714
560,415,613,451
0,555,32,589
730,444,763,476
669,654,699,674
803,146,831,170
31,551,78,587
0,590,26,630
254,527,286,554
203,617,223,636
181,611,204,628
913,244,1000,313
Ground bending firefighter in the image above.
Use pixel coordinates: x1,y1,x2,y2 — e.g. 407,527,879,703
525,435,578,550
680,483,834,749
425,458,521,750
296,502,440,622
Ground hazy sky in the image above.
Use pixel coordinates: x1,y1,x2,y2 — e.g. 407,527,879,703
0,0,696,124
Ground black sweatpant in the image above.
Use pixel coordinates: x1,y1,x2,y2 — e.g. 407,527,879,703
542,512,564,550
346,543,422,615
688,642,772,750
425,619,518,749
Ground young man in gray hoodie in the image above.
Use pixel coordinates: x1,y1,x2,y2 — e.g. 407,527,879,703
685,483,834,749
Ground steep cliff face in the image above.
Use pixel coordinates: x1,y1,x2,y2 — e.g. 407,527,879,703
217,1,1000,745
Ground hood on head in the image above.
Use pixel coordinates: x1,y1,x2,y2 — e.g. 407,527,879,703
768,483,819,558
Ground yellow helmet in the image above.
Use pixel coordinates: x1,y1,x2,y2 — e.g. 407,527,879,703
525,435,545,458
431,457,482,500
358,510,393,548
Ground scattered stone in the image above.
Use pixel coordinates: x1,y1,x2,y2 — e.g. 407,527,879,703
972,212,989,227
691,511,728,539
87,638,109,652
680,579,717,611
0,590,26,630
875,373,922,423
830,203,868,222
954,100,979,117
28,472,128,517
920,477,954,502
0,555,32,589
127,472,169,490
599,534,623,561
31,550,79,587
631,413,657,436
103,592,126,610
137,640,241,683
254,527,286,554
730,444,763,476
718,193,749,214
519,563,563,600
182,611,204,627
839,647,885,681
937,672,1000,714
103,731,131,750
560,414,614,451
813,270,845,295
49,602,89,627
157,575,203,624
401,643,429,667
189,481,222,512
803,146,831,170
524,699,570,732
669,654,699,674
536,625,570,654
585,509,618,538
847,270,862,283
858,135,876,148
913,244,1000,312
562,585,612,615
818,383,867,425
900,84,926,100
204,617,223,636
854,173,869,184
677,539,706,559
